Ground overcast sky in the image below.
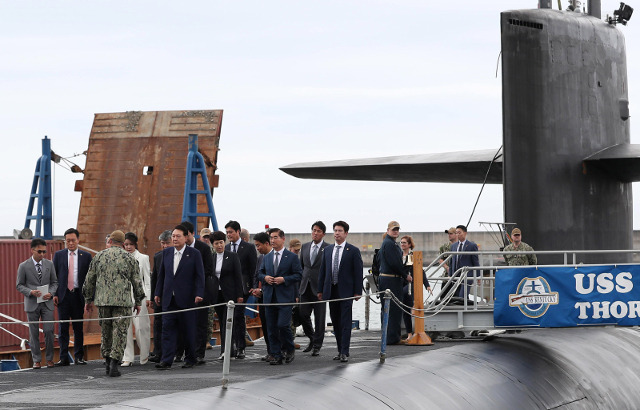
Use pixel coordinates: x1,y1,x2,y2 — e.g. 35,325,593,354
1,0,638,237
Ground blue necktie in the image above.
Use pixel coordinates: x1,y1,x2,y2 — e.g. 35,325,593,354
332,246,341,285
232,243,237,253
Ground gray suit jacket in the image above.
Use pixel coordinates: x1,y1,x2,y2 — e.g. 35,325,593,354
299,241,329,295
16,258,58,312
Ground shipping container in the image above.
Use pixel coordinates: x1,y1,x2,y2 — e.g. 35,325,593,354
0,240,65,350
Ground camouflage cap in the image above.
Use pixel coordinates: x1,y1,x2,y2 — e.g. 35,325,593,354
388,221,400,230
200,228,212,237
109,230,125,244
289,238,302,250
512,228,521,235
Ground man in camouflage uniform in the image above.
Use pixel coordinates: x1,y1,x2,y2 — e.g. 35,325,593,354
438,227,458,275
503,228,537,266
83,230,145,377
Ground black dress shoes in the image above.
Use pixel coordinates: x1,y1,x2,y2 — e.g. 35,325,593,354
303,339,313,353
284,351,295,364
181,362,195,369
155,362,171,370
148,355,161,363
270,356,283,365
340,354,349,363
174,356,183,363
262,354,274,362
236,349,246,359
74,358,87,365
333,355,341,360
196,357,206,365
311,347,321,356
54,360,70,367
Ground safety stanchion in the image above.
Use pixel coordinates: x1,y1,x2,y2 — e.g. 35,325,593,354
364,281,370,331
221,301,235,389
407,251,433,346
380,289,391,363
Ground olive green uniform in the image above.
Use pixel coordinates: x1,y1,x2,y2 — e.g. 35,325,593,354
503,242,537,266
83,247,145,361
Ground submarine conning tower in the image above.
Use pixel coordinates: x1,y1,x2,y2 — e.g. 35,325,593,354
501,7,632,264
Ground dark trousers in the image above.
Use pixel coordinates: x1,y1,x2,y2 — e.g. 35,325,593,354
257,296,271,354
379,275,404,344
57,289,85,361
152,303,162,357
161,297,197,365
265,305,294,359
214,294,243,354
299,286,326,348
233,293,248,350
329,284,354,356
194,303,209,359
402,284,413,333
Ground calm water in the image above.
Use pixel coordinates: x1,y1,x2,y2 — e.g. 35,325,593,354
317,267,444,331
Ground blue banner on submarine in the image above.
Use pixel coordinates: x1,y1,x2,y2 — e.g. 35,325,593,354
494,265,640,327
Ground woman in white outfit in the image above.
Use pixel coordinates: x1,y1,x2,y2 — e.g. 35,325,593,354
121,232,151,366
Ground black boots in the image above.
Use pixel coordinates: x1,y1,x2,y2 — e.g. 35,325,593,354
109,358,121,377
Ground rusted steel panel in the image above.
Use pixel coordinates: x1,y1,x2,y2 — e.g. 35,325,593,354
0,240,65,349
77,109,222,258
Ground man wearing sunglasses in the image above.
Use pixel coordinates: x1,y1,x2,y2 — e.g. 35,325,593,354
503,228,537,266
16,238,58,369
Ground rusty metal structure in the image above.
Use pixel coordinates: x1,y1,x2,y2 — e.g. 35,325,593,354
75,110,223,258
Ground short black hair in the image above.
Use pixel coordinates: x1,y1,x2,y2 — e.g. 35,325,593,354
456,225,467,232
180,220,195,234
312,221,326,234
125,232,138,247
211,231,226,242
253,232,270,244
174,224,189,236
225,220,241,232
268,228,284,238
64,228,80,238
31,238,46,248
333,220,350,233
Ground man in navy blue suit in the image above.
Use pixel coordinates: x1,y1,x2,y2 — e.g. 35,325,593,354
318,221,363,363
53,228,92,366
154,225,205,370
449,225,480,298
257,228,302,365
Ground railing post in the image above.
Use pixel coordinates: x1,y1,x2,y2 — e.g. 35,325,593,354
364,281,370,331
380,289,391,363
221,301,235,389
407,251,433,346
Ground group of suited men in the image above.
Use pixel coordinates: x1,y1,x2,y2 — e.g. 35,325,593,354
148,219,364,367
16,218,365,372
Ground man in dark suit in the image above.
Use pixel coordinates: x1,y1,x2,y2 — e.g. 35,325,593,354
149,230,172,363
257,228,302,365
224,220,257,359
299,221,329,356
180,221,214,365
16,238,58,369
318,221,363,363
252,232,273,361
449,225,480,298
52,228,92,366
209,231,243,359
154,225,205,370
